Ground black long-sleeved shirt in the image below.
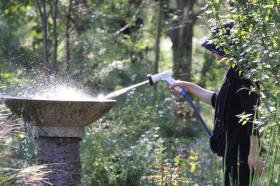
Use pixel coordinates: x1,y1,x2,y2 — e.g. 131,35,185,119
211,66,259,152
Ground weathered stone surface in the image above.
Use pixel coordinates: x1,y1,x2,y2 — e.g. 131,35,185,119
3,97,116,186
4,98,116,128
36,137,81,186
33,126,85,138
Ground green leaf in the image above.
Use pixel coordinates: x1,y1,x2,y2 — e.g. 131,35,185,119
174,156,181,164
18,133,25,139
190,162,197,173
239,70,242,77
242,120,248,125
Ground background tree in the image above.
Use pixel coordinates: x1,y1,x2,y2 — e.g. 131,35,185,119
152,0,163,98
36,0,51,78
50,0,59,76
167,0,205,80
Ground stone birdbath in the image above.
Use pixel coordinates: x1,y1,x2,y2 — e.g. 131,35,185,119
4,97,116,185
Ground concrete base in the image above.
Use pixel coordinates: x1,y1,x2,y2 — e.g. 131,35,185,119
35,137,81,186
33,126,85,138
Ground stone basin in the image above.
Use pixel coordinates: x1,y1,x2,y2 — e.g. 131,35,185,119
4,97,116,138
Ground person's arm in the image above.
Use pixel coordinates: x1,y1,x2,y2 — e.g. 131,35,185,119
169,81,214,105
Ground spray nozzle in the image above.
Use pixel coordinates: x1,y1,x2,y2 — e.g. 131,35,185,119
147,71,173,85
147,70,212,137
147,71,182,92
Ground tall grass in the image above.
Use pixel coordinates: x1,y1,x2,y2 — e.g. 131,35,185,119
0,104,49,185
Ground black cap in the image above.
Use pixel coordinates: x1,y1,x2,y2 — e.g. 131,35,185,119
201,22,235,57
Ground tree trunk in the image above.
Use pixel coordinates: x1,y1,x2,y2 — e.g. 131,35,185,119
37,0,51,78
66,0,72,73
51,0,59,77
153,0,163,98
167,0,198,132
169,0,196,80
154,0,163,76
178,5,194,80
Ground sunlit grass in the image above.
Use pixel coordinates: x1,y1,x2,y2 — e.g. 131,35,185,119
0,104,50,185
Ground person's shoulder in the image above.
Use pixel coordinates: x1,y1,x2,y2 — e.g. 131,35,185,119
228,65,246,79
226,65,239,79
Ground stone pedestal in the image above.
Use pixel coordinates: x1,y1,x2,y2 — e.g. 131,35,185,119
4,97,116,186
36,137,81,186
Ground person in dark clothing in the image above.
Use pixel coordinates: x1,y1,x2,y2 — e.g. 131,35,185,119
170,23,265,185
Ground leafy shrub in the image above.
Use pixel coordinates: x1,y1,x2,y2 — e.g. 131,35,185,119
203,0,280,185
81,88,215,185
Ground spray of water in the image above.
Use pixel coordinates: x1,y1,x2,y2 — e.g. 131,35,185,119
1,78,105,101
104,80,149,99
34,84,97,101
0,72,149,101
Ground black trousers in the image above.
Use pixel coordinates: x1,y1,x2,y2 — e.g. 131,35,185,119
223,140,252,186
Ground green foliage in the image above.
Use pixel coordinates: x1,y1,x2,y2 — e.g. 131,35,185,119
4,0,280,185
81,101,164,186
81,88,216,185
0,105,48,185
